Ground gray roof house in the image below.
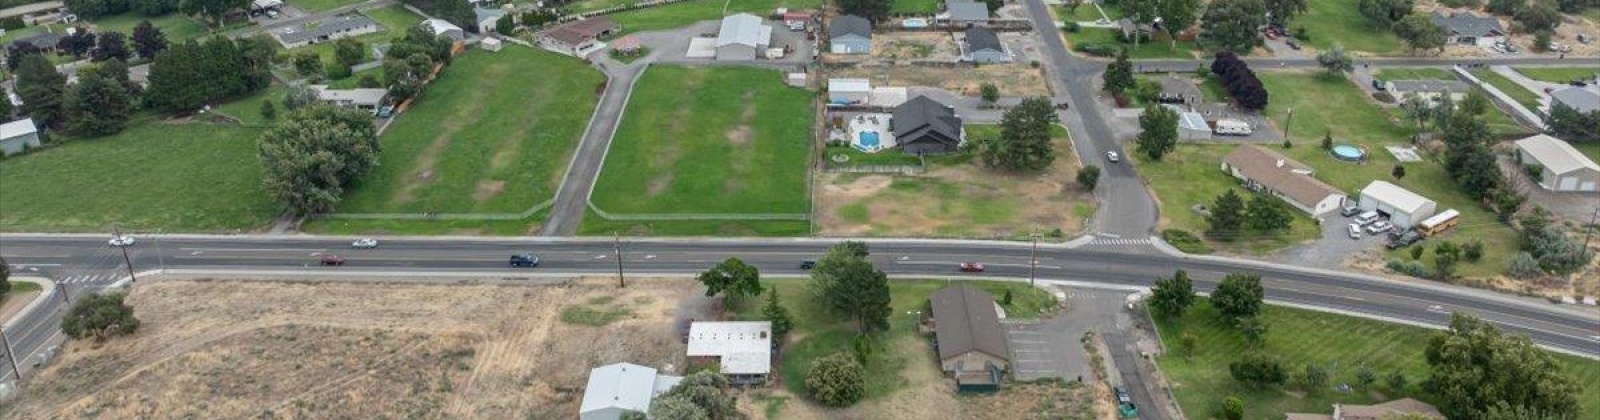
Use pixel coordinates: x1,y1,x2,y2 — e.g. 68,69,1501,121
579,363,683,420
0,118,41,157
1385,79,1472,105
1430,12,1505,46
1549,87,1599,114
310,85,388,114
474,7,507,34
422,18,466,42
942,0,989,26
963,27,1008,63
714,13,772,61
273,14,380,48
928,285,1009,391
892,95,964,155
13,31,62,52
829,14,872,54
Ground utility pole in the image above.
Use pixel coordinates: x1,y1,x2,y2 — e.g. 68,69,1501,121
1029,233,1039,286
1283,108,1295,144
113,223,137,283
1584,206,1599,250
1,327,20,380
613,232,625,288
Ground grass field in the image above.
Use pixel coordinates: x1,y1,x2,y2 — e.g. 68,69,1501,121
1254,72,1519,277
1156,300,1600,419
1511,67,1600,84
1371,68,1454,81
288,0,366,12
1058,4,1117,22
1065,28,1203,59
0,121,275,232
1295,0,1401,54
2,13,211,46
734,279,1056,397
333,49,601,223
363,5,426,34
566,0,637,12
1131,144,1323,254
1575,141,1600,163
1471,69,1542,111
210,83,289,126
586,66,812,234
891,0,940,14
610,0,824,33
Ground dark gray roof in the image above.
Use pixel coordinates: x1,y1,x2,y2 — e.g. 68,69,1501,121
893,95,963,146
829,15,871,39
945,0,989,22
278,14,377,44
1550,87,1599,114
929,285,1008,362
1430,12,1504,38
14,31,62,49
965,27,1002,53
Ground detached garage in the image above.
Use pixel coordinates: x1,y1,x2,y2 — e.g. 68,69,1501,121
1358,181,1437,229
1513,134,1600,193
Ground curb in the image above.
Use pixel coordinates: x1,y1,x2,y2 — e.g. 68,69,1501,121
1,277,55,332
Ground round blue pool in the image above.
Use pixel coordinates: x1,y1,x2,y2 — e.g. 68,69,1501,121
1332,144,1365,161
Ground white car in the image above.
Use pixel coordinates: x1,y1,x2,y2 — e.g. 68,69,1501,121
351,238,379,249
1365,221,1394,235
1347,224,1362,239
1106,151,1120,163
109,236,136,247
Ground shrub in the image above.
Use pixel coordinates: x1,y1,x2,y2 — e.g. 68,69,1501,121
1222,396,1244,420
1506,252,1542,279
1075,42,1119,57
1386,260,1433,279
1463,240,1484,262
1066,21,1082,32
806,352,865,407
61,292,140,340
1162,229,1213,254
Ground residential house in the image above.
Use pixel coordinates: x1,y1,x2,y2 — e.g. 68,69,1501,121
310,85,388,114
829,14,872,54
940,0,989,27
892,95,965,155
1430,11,1505,47
251,0,284,12
579,363,683,420
685,321,772,385
1115,18,1153,41
963,27,1008,63
14,31,62,54
536,17,620,57
1284,398,1442,420
0,118,41,156
1548,87,1599,114
1221,145,1347,216
928,285,1009,392
1358,180,1437,229
475,7,508,34
422,18,466,42
1513,134,1600,192
715,13,772,61
274,14,379,48
1385,79,1471,106
782,10,814,29
827,78,872,105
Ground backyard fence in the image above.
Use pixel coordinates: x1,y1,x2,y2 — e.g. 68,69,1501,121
312,198,555,221
569,0,705,21
587,203,810,221
822,164,925,175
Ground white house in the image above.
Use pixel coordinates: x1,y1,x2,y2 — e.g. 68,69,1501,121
714,13,772,61
686,321,772,385
1513,134,1600,192
310,85,388,114
579,363,682,420
1221,145,1347,216
422,18,466,42
0,118,41,156
1385,80,1471,106
827,78,872,105
1358,180,1437,229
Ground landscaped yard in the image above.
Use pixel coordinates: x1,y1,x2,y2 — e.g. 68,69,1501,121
1064,27,1204,59
89,13,211,45
1131,144,1322,254
1254,72,1519,277
1371,68,1454,81
320,49,601,233
362,4,426,34
609,0,823,33
1511,67,1600,83
1574,141,1600,163
0,121,276,232
566,0,636,13
585,65,813,236
1155,300,1600,420
1471,69,1542,111
891,0,940,15
1292,0,1401,54
1058,3,1118,22
288,0,366,12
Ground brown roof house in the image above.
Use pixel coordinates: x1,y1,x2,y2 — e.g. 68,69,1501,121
1220,145,1347,216
927,285,1008,392
1285,398,1442,420
537,17,620,57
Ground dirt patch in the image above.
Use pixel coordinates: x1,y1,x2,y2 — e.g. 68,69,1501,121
829,63,1051,97
728,125,754,146
646,173,674,197
472,180,507,203
1,277,701,419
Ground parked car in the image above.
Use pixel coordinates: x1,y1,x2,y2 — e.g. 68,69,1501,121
1347,224,1362,239
108,236,136,247
1366,221,1394,235
1106,151,1120,163
1387,231,1422,249
1339,204,1361,217
1114,386,1133,405
320,254,346,266
1571,79,1590,87
1286,40,1302,50
510,253,540,267
800,259,817,270
1353,211,1381,226
959,262,986,272
351,238,379,249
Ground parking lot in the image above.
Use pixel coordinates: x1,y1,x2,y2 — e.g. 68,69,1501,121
1271,209,1402,270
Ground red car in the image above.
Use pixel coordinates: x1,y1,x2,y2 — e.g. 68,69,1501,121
959,262,986,272
320,254,346,266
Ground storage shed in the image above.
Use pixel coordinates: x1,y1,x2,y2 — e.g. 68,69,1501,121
1513,134,1599,192
1357,181,1437,229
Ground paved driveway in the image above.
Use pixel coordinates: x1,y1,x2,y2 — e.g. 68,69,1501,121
1271,213,1389,270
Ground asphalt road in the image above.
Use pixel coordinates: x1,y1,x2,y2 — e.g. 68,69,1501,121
539,60,647,236
2,235,1595,381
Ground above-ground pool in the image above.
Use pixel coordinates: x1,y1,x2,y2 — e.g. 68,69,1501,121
1332,144,1366,162
857,132,881,151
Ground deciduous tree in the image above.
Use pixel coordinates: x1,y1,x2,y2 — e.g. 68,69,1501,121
1212,272,1264,322
1425,313,1581,419
1245,194,1291,232
1315,43,1352,76
63,62,134,137
61,292,140,340
1544,102,1599,142
1394,13,1448,53
1358,0,1415,29
90,31,130,62
1136,102,1178,160
1149,269,1194,318
699,257,763,308
1487,0,1526,16
131,20,168,59
649,371,741,420
1103,49,1135,95
15,54,68,128
810,242,892,333
334,38,368,67
257,105,380,214
1077,165,1101,190
979,82,1000,106
181,0,251,25
1202,0,1268,53
56,28,96,58
1264,0,1308,25
837,0,891,22
1229,351,1287,387
1514,1,1562,33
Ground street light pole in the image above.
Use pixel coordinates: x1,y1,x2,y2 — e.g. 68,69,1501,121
113,223,137,283
1029,234,1039,286
613,232,625,288
1283,108,1294,145
1,326,21,380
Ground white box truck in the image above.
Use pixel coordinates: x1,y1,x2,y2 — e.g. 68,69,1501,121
1213,119,1253,136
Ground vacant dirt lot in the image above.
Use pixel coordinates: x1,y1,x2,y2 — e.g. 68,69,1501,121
816,135,1093,238
0,277,701,419
830,63,1052,97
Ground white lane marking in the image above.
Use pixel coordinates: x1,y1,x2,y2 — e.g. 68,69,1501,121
179,248,325,252
1010,340,1048,344
594,255,607,260
645,254,656,259
1097,232,1122,238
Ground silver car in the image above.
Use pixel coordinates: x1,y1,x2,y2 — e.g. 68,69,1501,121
351,238,379,249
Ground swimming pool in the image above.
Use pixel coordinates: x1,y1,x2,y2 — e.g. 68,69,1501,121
1332,144,1366,162
857,132,881,151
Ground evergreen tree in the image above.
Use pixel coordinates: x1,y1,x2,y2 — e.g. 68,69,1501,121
1207,189,1246,239
1103,49,1135,95
981,97,1057,172
15,54,68,128
1136,103,1178,160
64,62,134,137
1149,269,1195,318
762,288,793,345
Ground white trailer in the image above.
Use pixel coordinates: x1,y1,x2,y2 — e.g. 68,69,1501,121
1213,119,1253,136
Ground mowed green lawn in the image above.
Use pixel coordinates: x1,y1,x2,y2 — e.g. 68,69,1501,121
1066,27,1204,59
1156,300,1600,419
891,0,940,14
1511,67,1600,84
1371,68,1453,80
1254,72,1519,277
1471,69,1542,111
1132,144,1322,254
336,49,602,216
3,13,211,46
610,0,823,33
1295,0,1401,54
288,0,366,12
0,122,276,232
586,66,812,232
363,5,426,34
